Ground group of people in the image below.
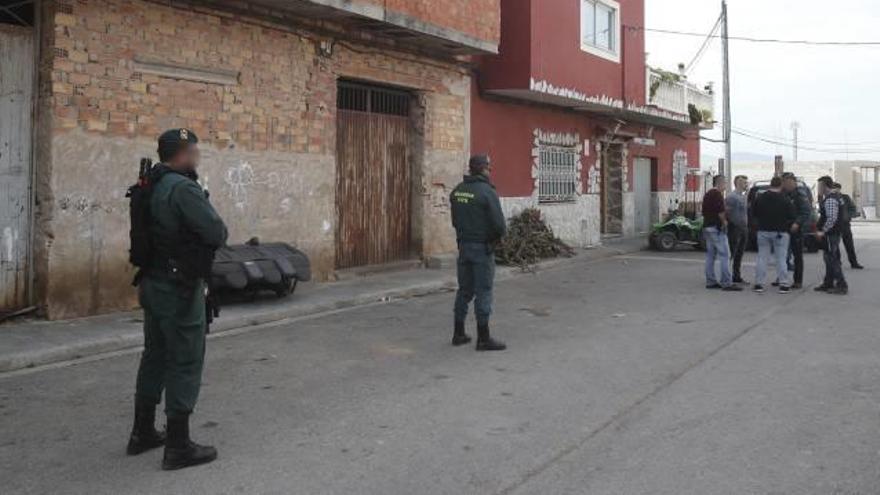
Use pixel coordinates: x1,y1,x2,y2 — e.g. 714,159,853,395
127,125,867,471
702,172,863,295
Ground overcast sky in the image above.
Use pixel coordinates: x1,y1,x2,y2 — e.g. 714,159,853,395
645,0,880,164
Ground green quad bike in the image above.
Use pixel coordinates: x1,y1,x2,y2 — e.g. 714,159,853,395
649,214,705,252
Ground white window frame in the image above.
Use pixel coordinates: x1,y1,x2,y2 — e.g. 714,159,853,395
538,143,580,204
580,0,621,63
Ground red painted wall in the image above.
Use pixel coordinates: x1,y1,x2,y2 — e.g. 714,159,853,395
471,82,595,197
471,82,700,198
483,0,647,106
478,0,531,90
634,129,700,191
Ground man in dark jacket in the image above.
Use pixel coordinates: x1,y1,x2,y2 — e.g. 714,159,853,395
816,177,848,294
782,173,812,288
835,185,864,269
129,129,228,470
450,154,507,351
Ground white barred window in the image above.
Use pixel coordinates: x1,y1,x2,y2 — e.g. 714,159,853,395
539,144,579,203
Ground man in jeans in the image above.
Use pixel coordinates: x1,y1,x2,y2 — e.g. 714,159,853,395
725,175,749,284
752,177,796,293
702,175,743,291
815,177,849,294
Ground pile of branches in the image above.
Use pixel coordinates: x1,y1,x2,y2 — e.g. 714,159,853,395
495,208,575,269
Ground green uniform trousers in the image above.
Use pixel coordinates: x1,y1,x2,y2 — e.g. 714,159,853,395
135,274,206,417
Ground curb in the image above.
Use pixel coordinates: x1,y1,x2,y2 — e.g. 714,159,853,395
0,241,646,374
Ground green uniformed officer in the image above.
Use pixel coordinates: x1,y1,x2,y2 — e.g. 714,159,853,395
127,129,228,470
450,154,507,351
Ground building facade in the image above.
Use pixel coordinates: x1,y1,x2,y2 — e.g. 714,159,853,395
1,0,500,318
472,0,711,247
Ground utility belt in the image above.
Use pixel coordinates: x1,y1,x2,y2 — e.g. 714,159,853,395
141,258,220,331
144,259,202,284
457,240,496,255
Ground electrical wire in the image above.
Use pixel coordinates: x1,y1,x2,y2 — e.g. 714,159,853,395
684,14,723,74
732,126,880,147
625,25,880,46
731,129,880,154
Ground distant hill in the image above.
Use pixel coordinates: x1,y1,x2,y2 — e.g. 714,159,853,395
733,152,774,163
701,152,777,171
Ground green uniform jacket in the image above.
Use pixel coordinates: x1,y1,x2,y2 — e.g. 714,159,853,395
450,174,507,243
149,166,228,274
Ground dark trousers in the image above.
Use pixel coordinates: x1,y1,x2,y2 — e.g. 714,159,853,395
789,233,804,285
728,224,747,281
823,234,848,288
135,275,207,417
454,242,495,326
841,223,860,267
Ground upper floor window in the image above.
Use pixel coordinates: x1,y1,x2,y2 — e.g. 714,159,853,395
581,0,620,63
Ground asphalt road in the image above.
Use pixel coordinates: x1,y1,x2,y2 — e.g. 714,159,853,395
2,224,879,495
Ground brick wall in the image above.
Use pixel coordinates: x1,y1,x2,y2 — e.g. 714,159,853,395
38,0,471,319
353,0,500,44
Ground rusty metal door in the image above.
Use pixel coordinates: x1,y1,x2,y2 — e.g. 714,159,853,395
0,24,34,311
336,83,412,268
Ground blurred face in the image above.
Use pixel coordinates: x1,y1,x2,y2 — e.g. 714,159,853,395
716,177,728,190
783,178,796,192
735,177,749,191
171,143,200,172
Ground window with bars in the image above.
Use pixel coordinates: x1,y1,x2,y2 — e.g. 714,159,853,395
538,144,580,203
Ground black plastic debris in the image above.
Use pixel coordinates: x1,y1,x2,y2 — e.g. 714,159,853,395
211,238,311,298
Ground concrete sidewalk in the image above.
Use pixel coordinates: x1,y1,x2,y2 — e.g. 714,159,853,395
0,237,648,373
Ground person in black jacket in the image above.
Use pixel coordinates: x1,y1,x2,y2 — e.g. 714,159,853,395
834,184,864,269
782,173,812,288
752,177,796,293
450,155,507,351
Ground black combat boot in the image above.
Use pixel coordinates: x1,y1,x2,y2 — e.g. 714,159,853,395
162,415,218,471
126,397,165,456
476,324,506,352
452,320,472,346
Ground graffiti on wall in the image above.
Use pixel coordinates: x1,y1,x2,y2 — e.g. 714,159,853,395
222,159,311,211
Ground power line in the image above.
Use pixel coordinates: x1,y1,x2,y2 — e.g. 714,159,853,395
731,129,880,154
625,25,880,46
684,14,723,74
732,126,880,147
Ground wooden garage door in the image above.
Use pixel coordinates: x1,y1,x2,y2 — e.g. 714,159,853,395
335,82,412,269
0,24,34,312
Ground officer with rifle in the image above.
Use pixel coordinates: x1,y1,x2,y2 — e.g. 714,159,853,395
450,154,507,351
127,129,228,470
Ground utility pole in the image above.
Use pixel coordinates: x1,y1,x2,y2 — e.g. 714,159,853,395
721,0,732,187
790,121,800,162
